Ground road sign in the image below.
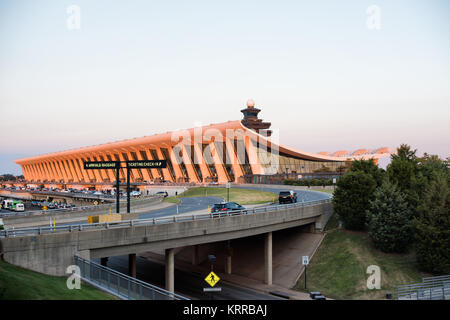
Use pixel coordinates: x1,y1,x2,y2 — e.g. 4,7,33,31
203,287,222,292
84,161,118,170
302,256,309,265
332,178,337,184
42,206,47,211
205,271,220,287
126,160,167,169
226,182,231,189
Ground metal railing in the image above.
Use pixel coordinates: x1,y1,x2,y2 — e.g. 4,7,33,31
396,275,450,300
0,198,332,238
74,256,188,300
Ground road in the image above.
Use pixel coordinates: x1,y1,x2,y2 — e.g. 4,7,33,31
234,185,331,201
103,255,283,300
138,196,224,219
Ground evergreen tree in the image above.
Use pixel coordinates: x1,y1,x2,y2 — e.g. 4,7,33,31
386,144,421,215
332,171,376,230
366,181,413,253
349,159,385,187
414,175,450,274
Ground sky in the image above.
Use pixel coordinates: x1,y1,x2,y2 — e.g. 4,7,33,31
0,0,449,175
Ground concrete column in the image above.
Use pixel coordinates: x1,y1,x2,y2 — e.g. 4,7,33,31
100,257,109,267
192,245,199,265
225,240,232,275
129,253,136,278
165,248,175,292
264,232,272,285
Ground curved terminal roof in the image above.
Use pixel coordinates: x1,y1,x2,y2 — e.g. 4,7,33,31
15,120,393,165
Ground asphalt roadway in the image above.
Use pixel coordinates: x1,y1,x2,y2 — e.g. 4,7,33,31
102,255,283,300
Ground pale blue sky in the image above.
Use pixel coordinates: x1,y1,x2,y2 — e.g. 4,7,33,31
1,0,449,174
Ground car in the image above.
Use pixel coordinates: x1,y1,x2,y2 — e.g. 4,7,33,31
130,191,141,197
155,191,168,198
278,190,297,204
211,202,246,213
93,191,103,195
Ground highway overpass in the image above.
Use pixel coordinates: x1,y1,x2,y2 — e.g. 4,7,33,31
0,199,332,293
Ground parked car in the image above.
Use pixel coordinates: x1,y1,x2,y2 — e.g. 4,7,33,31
155,191,168,198
130,191,141,197
211,202,246,213
278,190,297,204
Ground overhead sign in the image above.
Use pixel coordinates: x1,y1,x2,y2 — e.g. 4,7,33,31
302,256,309,265
126,160,167,169
204,271,220,287
84,161,118,170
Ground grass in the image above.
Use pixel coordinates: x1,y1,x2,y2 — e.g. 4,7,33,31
178,187,277,205
0,260,116,300
293,213,425,300
163,196,181,204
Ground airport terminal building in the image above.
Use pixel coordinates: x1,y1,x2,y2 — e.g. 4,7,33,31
14,101,392,187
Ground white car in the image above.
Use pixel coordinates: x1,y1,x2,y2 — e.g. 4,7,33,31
130,191,141,197
93,191,103,195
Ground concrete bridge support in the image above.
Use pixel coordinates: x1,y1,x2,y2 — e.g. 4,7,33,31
129,253,136,278
264,232,272,285
192,245,199,266
225,240,232,275
165,248,174,292
100,257,108,267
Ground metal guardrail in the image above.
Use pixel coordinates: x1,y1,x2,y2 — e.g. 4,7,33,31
0,198,332,238
74,255,188,300
396,275,450,300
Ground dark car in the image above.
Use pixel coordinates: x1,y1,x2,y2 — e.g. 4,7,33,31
278,190,297,204
211,202,246,213
156,191,168,198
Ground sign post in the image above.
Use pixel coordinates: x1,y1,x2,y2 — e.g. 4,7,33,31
84,161,120,213
302,255,309,289
84,160,167,215
204,271,221,300
226,182,231,202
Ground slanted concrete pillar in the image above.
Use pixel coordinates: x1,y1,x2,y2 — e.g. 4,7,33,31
264,232,272,285
192,245,199,265
129,253,136,278
225,240,232,275
165,248,175,292
100,257,108,267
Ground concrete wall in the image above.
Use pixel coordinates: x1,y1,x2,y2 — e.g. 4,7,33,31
0,202,332,276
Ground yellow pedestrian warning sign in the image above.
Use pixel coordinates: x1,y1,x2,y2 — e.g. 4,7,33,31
204,271,220,287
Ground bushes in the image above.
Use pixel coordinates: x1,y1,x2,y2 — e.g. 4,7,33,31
366,181,413,253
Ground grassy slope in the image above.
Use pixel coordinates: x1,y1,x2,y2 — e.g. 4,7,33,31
178,187,277,205
293,214,424,299
311,189,334,194
163,196,181,204
0,260,116,300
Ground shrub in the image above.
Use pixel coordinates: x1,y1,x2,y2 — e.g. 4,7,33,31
332,171,376,230
366,181,413,253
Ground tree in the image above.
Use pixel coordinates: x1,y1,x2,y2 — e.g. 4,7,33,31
414,175,450,274
386,144,421,215
332,171,376,230
0,174,16,181
366,181,413,253
349,159,385,187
